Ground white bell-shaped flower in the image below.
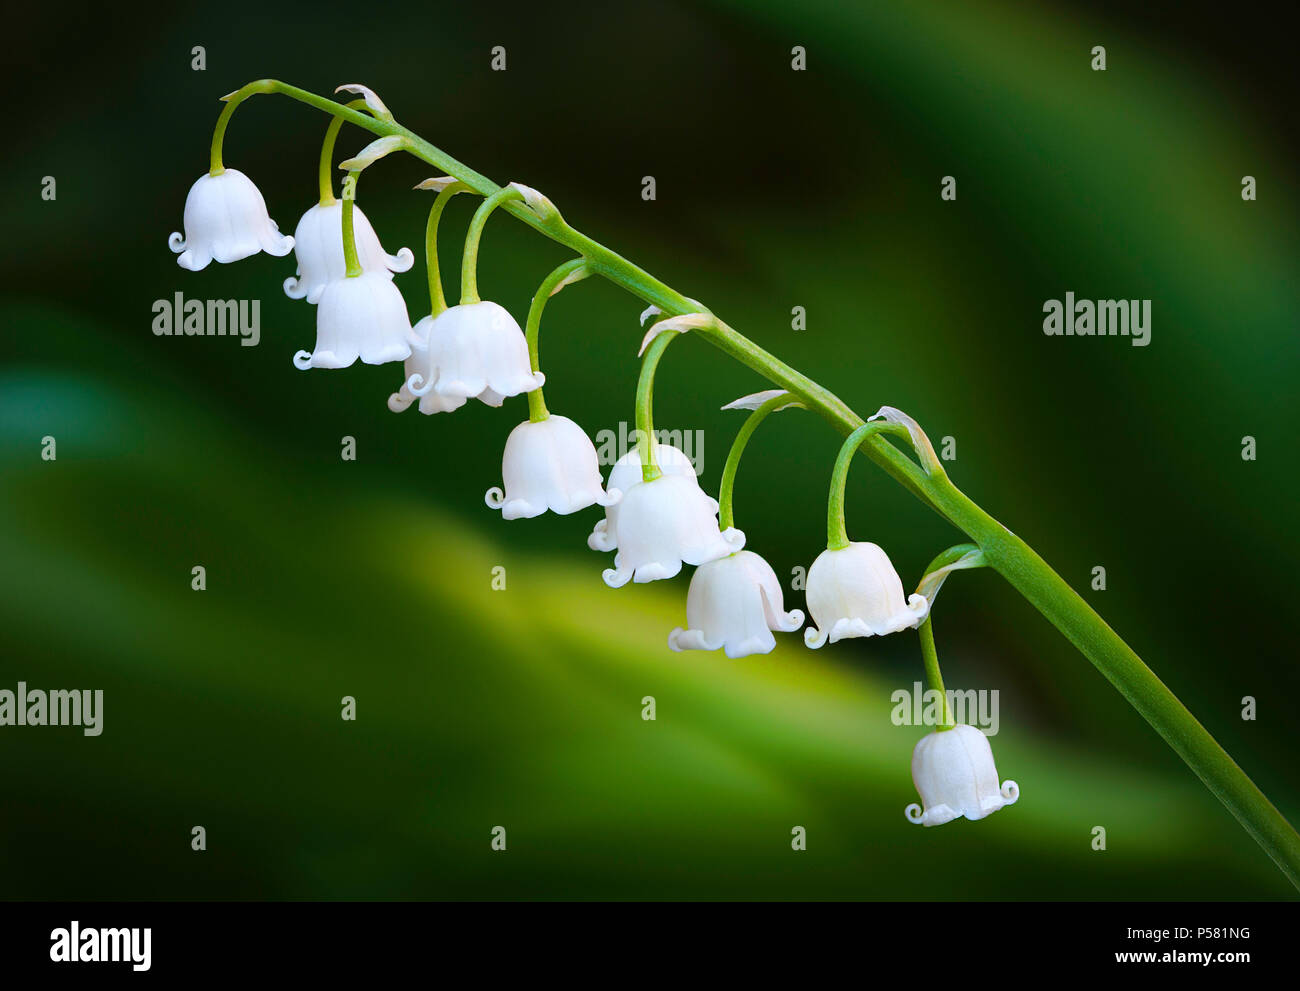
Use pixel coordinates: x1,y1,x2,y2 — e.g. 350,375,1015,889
602,473,744,587
484,415,620,519
168,169,294,271
587,444,704,552
293,272,412,369
669,550,803,658
905,724,1019,827
803,541,928,648
388,315,462,414
398,302,543,412
283,202,414,303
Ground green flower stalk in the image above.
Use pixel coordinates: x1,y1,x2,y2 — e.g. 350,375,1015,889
910,543,989,734
415,177,472,316
523,258,590,423
339,169,362,278
916,616,955,732
717,390,804,531
315,99,370,205
461,185,523,305
633,330,677,483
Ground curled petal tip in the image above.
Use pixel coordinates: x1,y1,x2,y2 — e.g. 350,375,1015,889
597,486,623,507
721,527,746,551
804,626,826,649
256,227,294,257
292,350,313,370
602,567,631,589
1001,780,1020,803
388,246,415,273
904,803,924,825
484,486,506,510
387,391,412,413
407,372,435,397
587,521,616,553
167,231,185,253
283,275,307,300
667,628,686,652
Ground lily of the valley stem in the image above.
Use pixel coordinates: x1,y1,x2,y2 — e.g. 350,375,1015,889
167,79,1300,890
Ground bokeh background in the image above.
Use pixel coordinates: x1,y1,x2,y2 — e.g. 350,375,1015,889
2,0,1296,899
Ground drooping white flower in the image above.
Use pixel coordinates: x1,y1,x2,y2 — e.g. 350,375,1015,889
387,315,460,414
803,541,928,648
168,169,294,271
394,302,544,413
293,272,412,369
484,415,620,519
587,444,704,552
905,724,1019,827
602,473,744,587
669,550,803,658
283,202,413,303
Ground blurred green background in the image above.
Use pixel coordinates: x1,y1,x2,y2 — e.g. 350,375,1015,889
2,0,1296,899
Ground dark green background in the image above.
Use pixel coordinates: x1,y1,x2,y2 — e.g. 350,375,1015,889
2,1,1296,899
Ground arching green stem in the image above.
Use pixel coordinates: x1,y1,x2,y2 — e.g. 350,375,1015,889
461,185,523,304
340,169,361,278
190,79,1300,890
635,331,680,483
918,617,955,731
718,395,801,530
825,421,915,550
318,118,345,205
914,543,984,733
424,183,471,315
208,91,248,175
525,258,589,423
316,99,370,205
